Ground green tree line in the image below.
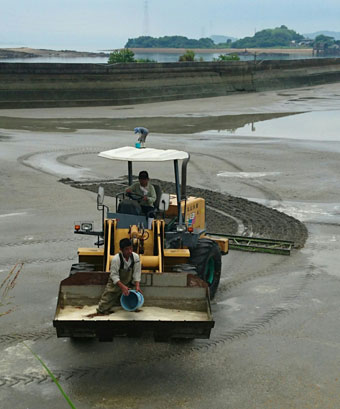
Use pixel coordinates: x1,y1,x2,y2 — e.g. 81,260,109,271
230,25,304,48
125,27,337,49
125,36,215,49
313,34,340,49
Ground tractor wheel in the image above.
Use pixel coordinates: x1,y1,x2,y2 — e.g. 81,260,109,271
69,262,95,276
189,238,222,299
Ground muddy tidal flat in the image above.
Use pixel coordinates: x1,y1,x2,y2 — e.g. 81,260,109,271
1,83,340,409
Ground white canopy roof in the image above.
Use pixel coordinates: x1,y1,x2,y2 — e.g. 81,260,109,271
98,146,189,162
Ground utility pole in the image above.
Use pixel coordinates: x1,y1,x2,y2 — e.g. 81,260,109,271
143,0,150,36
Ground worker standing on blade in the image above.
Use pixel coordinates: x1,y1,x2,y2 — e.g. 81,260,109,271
134,126,149,148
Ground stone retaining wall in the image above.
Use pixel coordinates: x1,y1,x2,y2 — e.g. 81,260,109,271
1,58,340,108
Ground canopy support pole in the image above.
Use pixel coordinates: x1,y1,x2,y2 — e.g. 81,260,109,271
128,161,133,186
174,160,183,226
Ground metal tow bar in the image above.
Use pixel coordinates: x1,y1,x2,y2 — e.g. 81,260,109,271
206,233,294,255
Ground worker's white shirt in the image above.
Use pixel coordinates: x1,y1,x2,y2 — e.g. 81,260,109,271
110,252,141,285
140,185,148,196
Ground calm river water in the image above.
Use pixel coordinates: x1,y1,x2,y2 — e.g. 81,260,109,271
0,52,322,64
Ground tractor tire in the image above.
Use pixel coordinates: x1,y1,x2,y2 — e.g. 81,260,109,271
69,262,95,276
189,238,222,299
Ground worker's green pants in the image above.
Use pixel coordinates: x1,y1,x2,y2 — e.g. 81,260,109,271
97,268,133,314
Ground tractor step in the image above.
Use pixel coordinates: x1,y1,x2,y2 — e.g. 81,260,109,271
206,233,294,255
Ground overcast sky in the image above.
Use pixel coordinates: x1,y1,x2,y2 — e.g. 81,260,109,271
1,0,339,51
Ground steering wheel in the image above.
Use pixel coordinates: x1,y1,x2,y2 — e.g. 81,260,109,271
126,192,144,202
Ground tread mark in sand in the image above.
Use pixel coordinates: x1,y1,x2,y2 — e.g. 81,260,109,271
0,256,76,268
0,272,317,387
0,237,87,248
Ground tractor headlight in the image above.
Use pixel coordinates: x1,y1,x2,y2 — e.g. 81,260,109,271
81,222,93,232
74,221,94,232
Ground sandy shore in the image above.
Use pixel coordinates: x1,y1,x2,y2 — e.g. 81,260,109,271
0,47,109,59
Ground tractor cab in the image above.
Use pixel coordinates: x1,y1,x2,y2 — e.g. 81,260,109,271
94,146,210,252
99,146,190,230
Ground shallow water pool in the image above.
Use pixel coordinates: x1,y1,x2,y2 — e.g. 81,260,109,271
197,110,340,141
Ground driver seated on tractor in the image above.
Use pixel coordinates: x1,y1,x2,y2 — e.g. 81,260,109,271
126,170,157,217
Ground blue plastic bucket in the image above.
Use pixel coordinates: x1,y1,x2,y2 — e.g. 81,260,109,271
120,290,144,311
135,142,141,148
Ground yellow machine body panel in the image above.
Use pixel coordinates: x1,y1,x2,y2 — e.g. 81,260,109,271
78,248,104,256
163,249,190,258
163,248,190,269
78,248,105,270
166,195,206,230
101,219,165,273
113,228,155,257
202,235,229,254
108,254,159,270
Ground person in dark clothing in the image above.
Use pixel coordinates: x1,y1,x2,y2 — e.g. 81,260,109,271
126,170,156,220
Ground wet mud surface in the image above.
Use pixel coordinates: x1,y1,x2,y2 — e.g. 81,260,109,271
62,177,308,248
2,84,340,409
0,112,295,134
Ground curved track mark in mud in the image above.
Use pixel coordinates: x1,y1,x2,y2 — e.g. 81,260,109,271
56,150,102,165
60,149,281,204
0,328,54,345
192,151,243,172
0,237,86,249
18,146,110,165
242,180,282,202
183,184,307,247
19,148,285,218
307,221,340,227
18,148,69,171
0,366,98,387
145,271,317,360
217,259,285,295
0,272,317,387
17,146,112,177
192,151,282,202
1,256,76,268
187,160,222,193
207,205,245,235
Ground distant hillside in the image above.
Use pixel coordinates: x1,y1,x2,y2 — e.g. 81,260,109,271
303,31,340,40
210,35,237,44
125,36,215,49
231,26,304,48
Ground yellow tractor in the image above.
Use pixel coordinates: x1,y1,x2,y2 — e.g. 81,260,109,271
53,146,228,342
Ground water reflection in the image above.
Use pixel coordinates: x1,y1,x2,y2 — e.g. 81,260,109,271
198,111,340,141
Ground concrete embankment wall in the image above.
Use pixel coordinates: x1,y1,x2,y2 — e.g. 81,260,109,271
1,58,340,108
